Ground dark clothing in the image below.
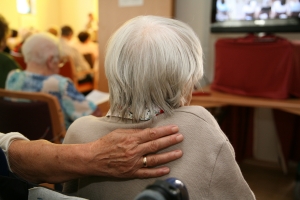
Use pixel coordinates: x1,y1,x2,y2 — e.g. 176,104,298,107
0,52,20,88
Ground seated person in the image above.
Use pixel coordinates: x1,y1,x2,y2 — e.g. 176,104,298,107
62,16,255,199
0,14,21,89
72,31,98,68
47,25,60,37
257,0,272,19
216,0,230,21
60,25,93,84
271,0,288,19
11,28,34,55
243,0,258,20
287,0,300,17
6,29,21,50
5,32,101,129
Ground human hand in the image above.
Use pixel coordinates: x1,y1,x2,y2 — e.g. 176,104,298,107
86,125,183,179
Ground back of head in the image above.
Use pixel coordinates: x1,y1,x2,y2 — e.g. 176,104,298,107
78,31,90,43
61,25,73,37
105,15,203,122
47,26,59,37
11,29,18,38
22,32,62,65
0,14,9,45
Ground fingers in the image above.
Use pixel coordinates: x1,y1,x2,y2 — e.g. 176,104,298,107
134,167,170,178
134,150,183,178
137,133,184,156
134,125,179,144
142,150,183,168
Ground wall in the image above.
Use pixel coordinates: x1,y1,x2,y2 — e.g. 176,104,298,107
0,0,97,35
97,0,174,92
175,0,300,163
175,0,212,85
96,0,174,113
59,0,98,35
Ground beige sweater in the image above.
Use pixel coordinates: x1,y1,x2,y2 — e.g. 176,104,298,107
63,106,255,200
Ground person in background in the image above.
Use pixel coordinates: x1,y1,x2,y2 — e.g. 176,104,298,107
271,0,288,18
243,0,259,20
11,27,33,55
287,0,300,17
6,29,21,50
72,31,98,68
60,25,93,84
5,32,101,129
47,25,60,37
256,0,272,19
85,13,98,42
216,0,230,21
62,15,255,200
0,14,20,89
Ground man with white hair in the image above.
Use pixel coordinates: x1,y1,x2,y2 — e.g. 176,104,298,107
5,32,101,129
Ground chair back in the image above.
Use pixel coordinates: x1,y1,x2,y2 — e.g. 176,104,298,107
83,53,94,69
0,149,9,177
59,58,94,93
10,52,27,70
0,89,65,143
59,58,78,87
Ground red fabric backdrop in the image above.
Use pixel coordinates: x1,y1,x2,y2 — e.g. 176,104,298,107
211,35,300,162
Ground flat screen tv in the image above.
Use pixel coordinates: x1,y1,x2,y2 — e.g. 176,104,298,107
211,0,300,33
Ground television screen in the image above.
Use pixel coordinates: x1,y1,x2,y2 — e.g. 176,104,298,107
211,0,300,33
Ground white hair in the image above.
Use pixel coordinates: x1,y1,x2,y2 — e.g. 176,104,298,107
105,15,203,122
22,32,62,65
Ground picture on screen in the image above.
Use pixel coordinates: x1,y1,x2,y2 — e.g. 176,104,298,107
216,0,300,21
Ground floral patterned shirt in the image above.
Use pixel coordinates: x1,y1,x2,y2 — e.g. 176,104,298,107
5,70,96,129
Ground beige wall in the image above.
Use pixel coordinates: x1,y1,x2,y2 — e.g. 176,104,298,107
59,0,98,35
97,0,174,92
96,0,173,113
0,0,97,35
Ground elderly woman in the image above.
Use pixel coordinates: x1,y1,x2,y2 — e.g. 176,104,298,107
63,16,255,199
5,33,101,129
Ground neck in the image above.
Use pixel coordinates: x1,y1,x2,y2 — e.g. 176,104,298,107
26,62,52,76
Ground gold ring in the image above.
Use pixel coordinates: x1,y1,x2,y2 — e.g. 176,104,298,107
143,156,147,168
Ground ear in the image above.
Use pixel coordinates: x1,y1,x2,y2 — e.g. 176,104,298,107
46,55,55,70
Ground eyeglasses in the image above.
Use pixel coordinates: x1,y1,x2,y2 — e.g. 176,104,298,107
58,58,68,68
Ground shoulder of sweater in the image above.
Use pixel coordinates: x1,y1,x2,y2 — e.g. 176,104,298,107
68,115,100,131
63,115,100,143
174,106,229,142
174,106,218,126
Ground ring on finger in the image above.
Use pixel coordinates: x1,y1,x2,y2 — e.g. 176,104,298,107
143,156,147,168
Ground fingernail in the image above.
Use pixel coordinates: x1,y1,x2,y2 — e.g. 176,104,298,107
171,126,179,133
162,167,170,173
176,134,184,142
175,150,183,157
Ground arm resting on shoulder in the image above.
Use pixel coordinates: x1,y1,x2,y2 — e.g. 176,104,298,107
7,125,183,183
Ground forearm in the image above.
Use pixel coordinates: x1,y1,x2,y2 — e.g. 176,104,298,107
8,140,93,183
8,126,183,184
